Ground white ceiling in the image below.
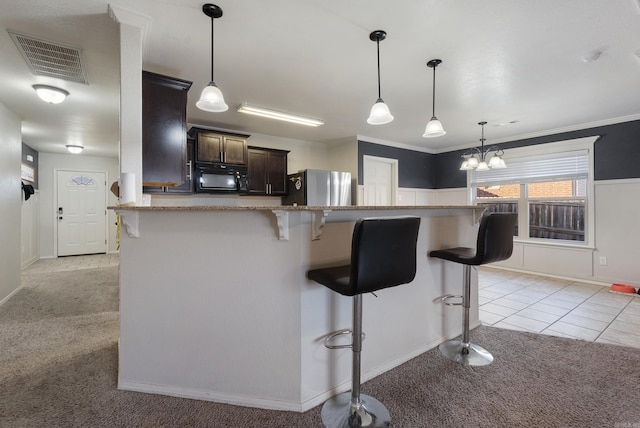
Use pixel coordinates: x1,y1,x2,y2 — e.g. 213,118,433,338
1,0,639,158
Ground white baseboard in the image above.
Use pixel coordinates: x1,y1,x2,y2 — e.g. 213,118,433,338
118,380,307,412
0,284,23,308
118,335,451,413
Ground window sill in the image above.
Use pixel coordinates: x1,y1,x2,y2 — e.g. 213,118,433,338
513,238,595,251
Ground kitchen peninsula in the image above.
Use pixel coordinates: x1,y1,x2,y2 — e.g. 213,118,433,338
114,205,484,412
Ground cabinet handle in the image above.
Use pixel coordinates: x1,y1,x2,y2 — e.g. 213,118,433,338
220,151,224,163
186,161,192,180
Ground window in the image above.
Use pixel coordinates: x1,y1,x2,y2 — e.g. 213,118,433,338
469,137,597,245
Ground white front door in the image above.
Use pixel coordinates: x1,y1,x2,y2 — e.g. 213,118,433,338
57,170,107,256
363,155,398,206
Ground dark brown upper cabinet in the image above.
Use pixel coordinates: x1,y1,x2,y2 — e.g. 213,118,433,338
247,147,289,196
190,127,249,166
142,71,192,187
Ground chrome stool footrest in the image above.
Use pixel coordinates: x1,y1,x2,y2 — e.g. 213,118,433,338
440,294,463,306
324,329,366,350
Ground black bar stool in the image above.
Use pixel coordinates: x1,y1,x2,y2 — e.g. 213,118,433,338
308,216,421,428
429,212,517,366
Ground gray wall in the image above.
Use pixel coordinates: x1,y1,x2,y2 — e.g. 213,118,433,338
436,119,640,188
0,102,22,303
358,140,436,188
358,119,640,190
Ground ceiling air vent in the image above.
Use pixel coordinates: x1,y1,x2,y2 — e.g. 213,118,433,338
8,30,88,85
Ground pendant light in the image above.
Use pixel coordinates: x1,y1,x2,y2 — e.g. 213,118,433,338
196,4,228,112
459,121,507,171
423,59,446,138
366,30,394,125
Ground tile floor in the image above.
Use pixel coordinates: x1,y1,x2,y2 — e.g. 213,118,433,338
478,266,640,349
22,254,640,349
23,253,120,273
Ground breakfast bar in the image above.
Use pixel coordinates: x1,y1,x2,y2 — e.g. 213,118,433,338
114,205,484,412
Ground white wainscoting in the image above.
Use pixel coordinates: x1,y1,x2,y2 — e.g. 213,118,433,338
21,191,39,269
490,179,640,287
389,182,639,287
592,178,640,286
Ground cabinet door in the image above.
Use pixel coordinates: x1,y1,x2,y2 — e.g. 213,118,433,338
143,139,195,194
167,138,195,193
247,149,268,194
196,133,223,163
267,151,288,195
223,137,248,165
142,72,191,186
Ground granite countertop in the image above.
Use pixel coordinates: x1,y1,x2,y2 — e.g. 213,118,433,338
109,205,480,211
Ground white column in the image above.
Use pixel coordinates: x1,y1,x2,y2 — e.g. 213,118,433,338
108,5,151,205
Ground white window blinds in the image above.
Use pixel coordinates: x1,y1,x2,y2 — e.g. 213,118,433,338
470,149,589,186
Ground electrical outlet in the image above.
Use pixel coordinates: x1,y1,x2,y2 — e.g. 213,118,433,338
599,256,608,266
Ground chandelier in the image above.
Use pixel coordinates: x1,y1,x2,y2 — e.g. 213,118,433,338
460,121,506,171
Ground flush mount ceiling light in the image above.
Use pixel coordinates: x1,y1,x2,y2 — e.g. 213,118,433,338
65,144,84,154
459,121,506,171
366,30,394,125
423,59,446,138
33,84,69,104
237,104,324,127
196,3,228,112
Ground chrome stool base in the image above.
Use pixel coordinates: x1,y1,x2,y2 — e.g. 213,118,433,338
439,339,493,366
321,392,391,428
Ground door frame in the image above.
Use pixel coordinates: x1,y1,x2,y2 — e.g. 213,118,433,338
362,155,399,206
54,168,109,257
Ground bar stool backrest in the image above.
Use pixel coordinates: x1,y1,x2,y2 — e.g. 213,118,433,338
474,213,517,265
349,216,421,295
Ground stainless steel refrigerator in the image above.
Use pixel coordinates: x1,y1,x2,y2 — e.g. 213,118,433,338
282,169,352,206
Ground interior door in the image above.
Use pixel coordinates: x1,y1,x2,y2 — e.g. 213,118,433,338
363,156,397,206
57,170,107,256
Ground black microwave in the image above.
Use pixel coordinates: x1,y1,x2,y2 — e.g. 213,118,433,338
195,164,248,193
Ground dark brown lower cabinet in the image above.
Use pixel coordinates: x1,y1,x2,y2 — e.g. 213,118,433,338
247,147,289,196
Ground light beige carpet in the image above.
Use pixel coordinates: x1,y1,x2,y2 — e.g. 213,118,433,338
1,265,639,427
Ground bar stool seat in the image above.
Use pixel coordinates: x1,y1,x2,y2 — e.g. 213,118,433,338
308,216,421,428
429,212,517,366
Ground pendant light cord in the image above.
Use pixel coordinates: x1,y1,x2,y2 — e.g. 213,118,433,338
480,123,486,161
210,15,215,82
376,39,382,99
431,65,436,117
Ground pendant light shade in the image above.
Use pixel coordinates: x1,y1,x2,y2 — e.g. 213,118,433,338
366,30,393,125
459,121,507,171
197,4,228,113
196,82,227,112
423,59,446,138
368,99,394,125
424,117,445,137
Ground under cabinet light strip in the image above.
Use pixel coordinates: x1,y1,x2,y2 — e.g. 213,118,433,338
237,104,324,127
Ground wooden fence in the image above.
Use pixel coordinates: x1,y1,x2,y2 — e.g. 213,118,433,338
479,201,585,241
529,201,585,241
